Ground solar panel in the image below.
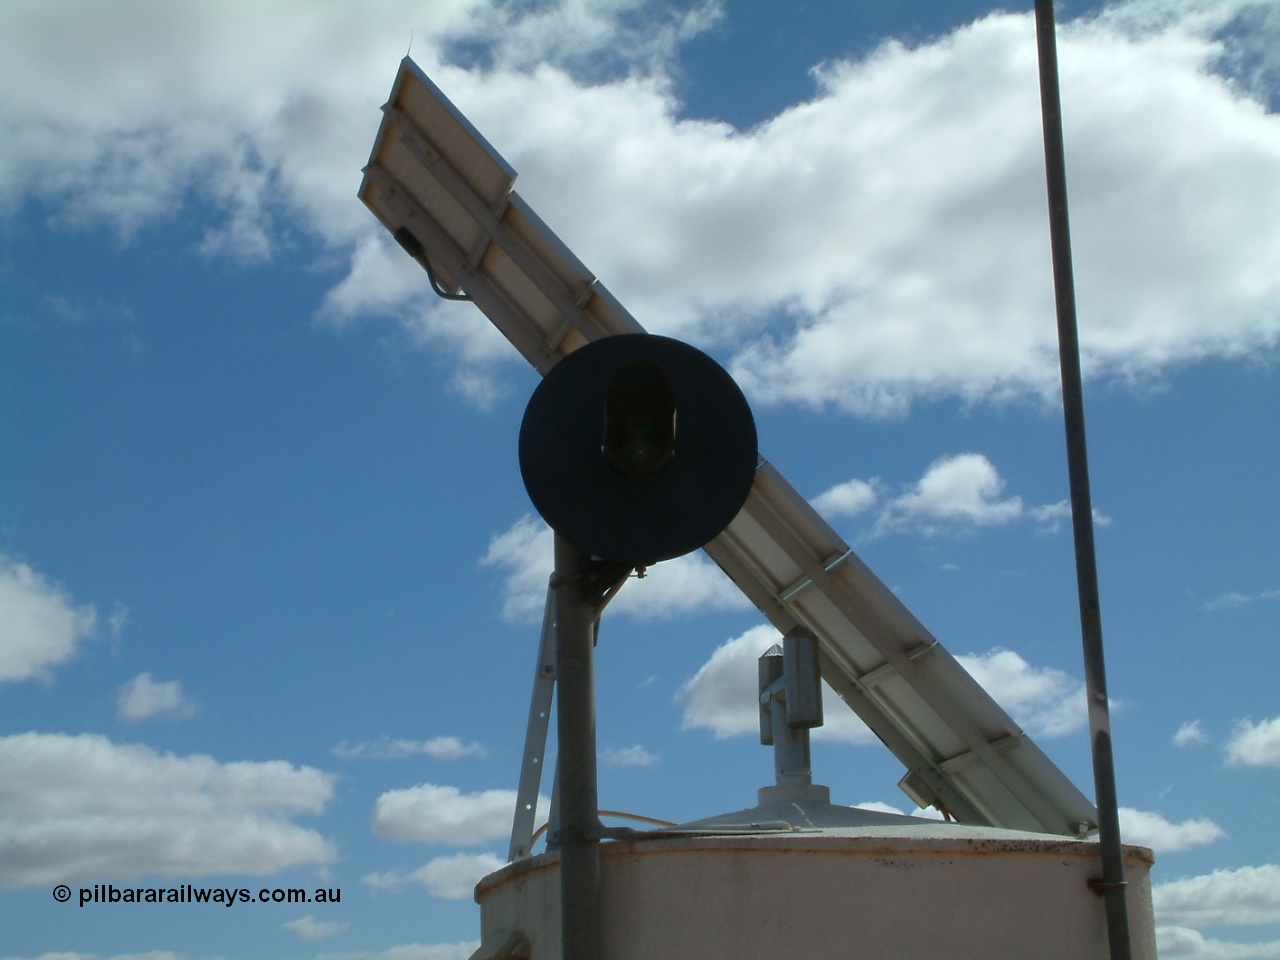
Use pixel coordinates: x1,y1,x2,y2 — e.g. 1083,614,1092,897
360,57,1098,837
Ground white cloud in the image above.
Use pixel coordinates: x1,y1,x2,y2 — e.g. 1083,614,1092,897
1204,588,1280,611
607,552,752,620
371,783,545,846
721,8,1280,416
282,915,350,941
445,0,721,77
677,631,1091,745
479,515,553,623
675,626,793,738
812,478,879,520
362,852,505,900
108,603,130,641
812,700,877,745
1225,716,1280,767
603,745,660,768
330,736,488,760
0,732,336,887
0,0,487,245
2,3,1278,417
479,515,749,624
872,453,1023,537
1173,719,1210,747
1153,863,1280,927
0,554,97,683
675,625,876,745
953,649,1087,738
1027,500,1113,533
317,233,518,405
1118,807,1225,853
911,805,946,820
1157,926,1280,960
851,801,946,820
1028,500,1071,528
853,801,907,816
117,673,199,722
816,456,1113,540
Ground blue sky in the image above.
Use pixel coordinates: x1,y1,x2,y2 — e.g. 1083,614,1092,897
2,1,1279,958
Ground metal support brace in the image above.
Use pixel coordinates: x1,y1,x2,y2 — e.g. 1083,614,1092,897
508,558,630,864
509,586,559,861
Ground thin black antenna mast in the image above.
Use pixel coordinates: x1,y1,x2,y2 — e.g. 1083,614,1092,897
1033,3,1133,958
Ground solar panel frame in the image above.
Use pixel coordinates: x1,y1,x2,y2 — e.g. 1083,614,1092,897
359,57,1099,837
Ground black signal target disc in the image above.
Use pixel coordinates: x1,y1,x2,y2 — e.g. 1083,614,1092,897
518,334,758,566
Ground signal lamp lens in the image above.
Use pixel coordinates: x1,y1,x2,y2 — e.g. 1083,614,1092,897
603,358,676,476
